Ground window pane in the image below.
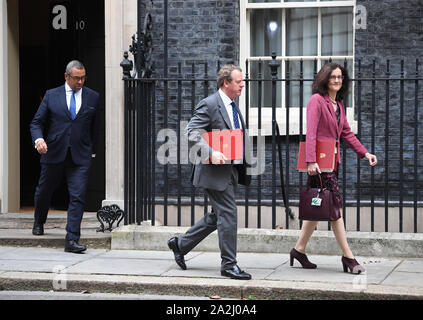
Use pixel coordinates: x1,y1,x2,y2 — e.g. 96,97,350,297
321,7,353,56
286,8,318,56
249,60,281,108
249,0,281,2
285,0,317,2
286,60,315,108
250,9,282,57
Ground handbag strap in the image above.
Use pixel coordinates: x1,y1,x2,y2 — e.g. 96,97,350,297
308,173,324,190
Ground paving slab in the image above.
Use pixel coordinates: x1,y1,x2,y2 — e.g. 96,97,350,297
0,259,75,273
394,258,423,273
64,257,175,276
236,252,288,269
381,271,423,287
0,247,106,262
97,249,201,261
0,247,18,256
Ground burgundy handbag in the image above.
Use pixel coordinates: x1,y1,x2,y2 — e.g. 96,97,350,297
299,174,341,221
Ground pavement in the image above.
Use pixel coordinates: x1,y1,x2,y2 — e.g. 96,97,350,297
0,212,423,300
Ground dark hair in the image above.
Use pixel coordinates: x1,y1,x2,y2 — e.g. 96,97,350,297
66,60,85,75
312,63,350,101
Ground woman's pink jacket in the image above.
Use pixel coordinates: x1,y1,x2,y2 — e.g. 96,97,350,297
306,93,368,165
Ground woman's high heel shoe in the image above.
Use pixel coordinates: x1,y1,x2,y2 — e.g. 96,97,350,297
341,256,365,274
290,248,317,269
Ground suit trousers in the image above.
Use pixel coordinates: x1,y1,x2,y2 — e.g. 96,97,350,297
178,166,239,271
34,149,91,241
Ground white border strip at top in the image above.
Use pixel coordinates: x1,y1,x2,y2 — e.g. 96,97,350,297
246,1,355,9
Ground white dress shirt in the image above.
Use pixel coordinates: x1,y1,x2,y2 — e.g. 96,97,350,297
65,82,82,114
219,89,241,131
218,89,243,164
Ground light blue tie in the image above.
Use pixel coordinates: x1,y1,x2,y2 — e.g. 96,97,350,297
231,102,240,129
70,91,76,120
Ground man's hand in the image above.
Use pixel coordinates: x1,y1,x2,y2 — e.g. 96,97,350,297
211,151,227,165
35,139,48,154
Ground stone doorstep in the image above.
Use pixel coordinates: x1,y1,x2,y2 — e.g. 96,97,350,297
0,212,111,248
0,272,422,300
0,228,111,249
111,225,423,258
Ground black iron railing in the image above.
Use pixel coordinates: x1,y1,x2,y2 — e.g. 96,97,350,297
121,54,422,233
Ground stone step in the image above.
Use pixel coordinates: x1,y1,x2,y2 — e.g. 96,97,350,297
0,212,112,249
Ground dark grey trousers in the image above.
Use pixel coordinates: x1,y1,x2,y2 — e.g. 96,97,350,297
178,167,238,271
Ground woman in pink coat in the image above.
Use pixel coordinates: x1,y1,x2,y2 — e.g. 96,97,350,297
290,63,377,274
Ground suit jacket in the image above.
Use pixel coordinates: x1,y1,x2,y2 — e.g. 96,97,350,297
186,91,251,191
30,84,100,166
306,93,368,164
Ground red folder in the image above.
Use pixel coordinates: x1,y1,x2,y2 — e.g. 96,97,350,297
201,129,243,161
297,140,336,172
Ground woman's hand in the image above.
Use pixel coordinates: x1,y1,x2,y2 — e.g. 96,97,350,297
307,162,321,176
365,153,377,166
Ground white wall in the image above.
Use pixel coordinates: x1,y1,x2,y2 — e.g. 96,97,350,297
0,0,8,212
103,0,137,209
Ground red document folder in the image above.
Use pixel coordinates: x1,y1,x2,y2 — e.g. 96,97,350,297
296,140,336,172
201,129,243,161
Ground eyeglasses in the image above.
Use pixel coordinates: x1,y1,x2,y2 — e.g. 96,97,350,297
68,74,87,82
329,75,344,81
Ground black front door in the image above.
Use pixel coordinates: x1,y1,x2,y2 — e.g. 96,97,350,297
19,0,105,211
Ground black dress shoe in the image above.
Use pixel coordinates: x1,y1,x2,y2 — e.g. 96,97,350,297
167,237,186,270
32,223,44,236
221,265,252,280
64,240,87,253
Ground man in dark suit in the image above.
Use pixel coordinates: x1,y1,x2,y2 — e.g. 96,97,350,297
168,65,252,280
30,60,100,253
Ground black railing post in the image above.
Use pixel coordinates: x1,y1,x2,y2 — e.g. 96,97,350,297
245,60,250,228
285,59,290,229
269,53,280,229
385,60,390,232
121,53,132,225
356,60,362,231
163,0,169,225
371,60,376,231
399,60,405,233
342,59,348,229
190,63,196,226
257,60,263,228
414,59,419,233
136,0,143,77
177,62,182,226
299,59,304,230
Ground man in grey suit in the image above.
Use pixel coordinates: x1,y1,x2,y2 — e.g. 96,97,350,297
168,65,252,280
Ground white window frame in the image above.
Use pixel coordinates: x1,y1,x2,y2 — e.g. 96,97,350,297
240,0,357,136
